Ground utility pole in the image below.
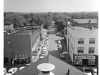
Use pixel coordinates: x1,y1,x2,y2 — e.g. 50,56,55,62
8,41,14,65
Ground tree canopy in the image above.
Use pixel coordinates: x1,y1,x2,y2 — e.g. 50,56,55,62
4,13,28,28
4,12,98,29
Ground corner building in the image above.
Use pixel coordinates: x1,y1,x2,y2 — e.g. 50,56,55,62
66,25,98,66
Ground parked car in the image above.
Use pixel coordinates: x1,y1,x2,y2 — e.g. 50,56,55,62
57,44,62,48
19,66,25,70
25,63,30,66
90,68,97,75
60,53,66,59
42,46,46,50
39,55,44,59
44,41,47,44
41,53,46,56
42,49,46,51
6,67,18,75
44,43,48,46
46,35,49,37
3,68,7,75
41,51,46,55
82,67,92,75
57,40,61,44
56,32,60,36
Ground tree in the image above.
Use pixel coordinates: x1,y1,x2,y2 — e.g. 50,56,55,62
4,13,28,28
53,13,71,32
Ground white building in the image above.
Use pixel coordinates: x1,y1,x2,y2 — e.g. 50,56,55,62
66,24,98,65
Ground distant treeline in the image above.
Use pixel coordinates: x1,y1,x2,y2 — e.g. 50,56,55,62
4,12,98,29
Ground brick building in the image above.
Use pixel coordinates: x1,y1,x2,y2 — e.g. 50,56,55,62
4,26,42,67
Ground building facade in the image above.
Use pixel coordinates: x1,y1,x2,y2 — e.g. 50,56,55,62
4,26,41,67
66,25,98,66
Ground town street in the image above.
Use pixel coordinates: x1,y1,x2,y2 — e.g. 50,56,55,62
13,34,86,75
48,34,85,75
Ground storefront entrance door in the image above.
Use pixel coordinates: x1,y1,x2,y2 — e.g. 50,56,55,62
82,59,88,66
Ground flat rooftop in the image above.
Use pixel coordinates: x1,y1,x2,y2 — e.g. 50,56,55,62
73,19,98,23
14,29,33,35
13,27,39,35
73,27,91,31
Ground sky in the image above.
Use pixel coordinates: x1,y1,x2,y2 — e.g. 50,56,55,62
4,0,99,12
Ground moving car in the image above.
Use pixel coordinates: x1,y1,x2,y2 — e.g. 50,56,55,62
6,67,18,75
90,68,97,75
82,67,92,75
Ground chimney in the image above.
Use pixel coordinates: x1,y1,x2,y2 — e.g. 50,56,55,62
88,20,91,23
37,63,55,75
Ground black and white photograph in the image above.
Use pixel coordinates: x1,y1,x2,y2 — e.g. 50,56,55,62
3,0,99,75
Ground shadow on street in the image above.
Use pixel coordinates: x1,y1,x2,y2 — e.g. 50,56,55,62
49,50,68,64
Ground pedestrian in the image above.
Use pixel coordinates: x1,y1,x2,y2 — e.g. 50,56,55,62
68,69,70,75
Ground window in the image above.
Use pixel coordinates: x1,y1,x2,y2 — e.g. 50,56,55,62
77,47,84,53
89,47,95,53
78,38,84,44
89,38,95,44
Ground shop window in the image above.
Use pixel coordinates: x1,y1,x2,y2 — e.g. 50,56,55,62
89,38,95,44
74,58,82,65
89,47,95,53
78,38,84,44
88,59,95,65
77,47,84,53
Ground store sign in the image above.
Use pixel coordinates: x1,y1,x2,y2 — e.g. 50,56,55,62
75,55,95,59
